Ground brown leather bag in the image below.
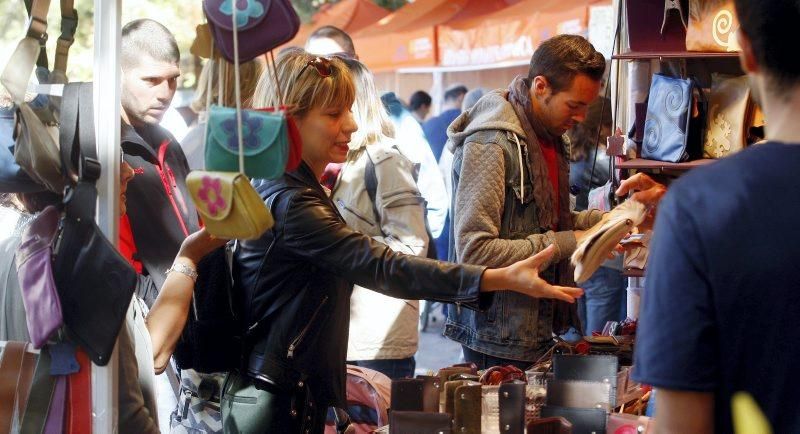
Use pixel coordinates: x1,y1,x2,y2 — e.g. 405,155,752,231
0,342,37,434
686,0,741,52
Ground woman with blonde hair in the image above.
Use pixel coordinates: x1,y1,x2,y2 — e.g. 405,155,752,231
331,57,427,380
221,47,582,433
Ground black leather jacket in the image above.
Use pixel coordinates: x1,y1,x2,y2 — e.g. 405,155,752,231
236,162,485,407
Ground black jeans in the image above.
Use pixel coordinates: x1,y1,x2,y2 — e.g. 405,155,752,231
221,372,327,434
461,345,532,371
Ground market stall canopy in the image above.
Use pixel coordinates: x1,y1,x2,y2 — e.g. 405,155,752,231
353,0,519,72
437,0,611,67
283,0,390,49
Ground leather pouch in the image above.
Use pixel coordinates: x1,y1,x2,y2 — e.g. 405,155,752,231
498,382,526,434
526,417,573,434
391,378,425,412
540,406,607,434
546,380,614,411
444,380,472,417
453,384,481,434
389,411,451,434
553,355,618,406
642,74,707,163
205,105,289,180
187,170,274,240
203,0,300,63
437,367,472,411
416,375,441,413
703,74,751,158
686,0,740,52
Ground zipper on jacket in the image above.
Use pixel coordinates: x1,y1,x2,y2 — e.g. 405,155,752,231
157,140,190,237
336,200,375,227
287,296,329,359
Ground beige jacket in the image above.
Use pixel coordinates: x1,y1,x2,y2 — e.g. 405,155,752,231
332,141,429,361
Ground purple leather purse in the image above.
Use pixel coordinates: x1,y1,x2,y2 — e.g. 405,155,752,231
203,0,300,63
15,205,63,348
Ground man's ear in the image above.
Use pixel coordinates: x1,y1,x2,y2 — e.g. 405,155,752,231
532,75,552,98
737,30,759,74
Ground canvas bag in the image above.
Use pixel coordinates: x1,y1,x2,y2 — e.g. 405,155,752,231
203,0,300,63
686,0,741,52
190,6,274,240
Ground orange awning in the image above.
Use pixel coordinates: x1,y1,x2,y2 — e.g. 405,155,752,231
284,0,391,49
438,0,610,67
353,0,517,72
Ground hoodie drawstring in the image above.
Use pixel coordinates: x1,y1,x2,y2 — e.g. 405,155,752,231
512,133,524,200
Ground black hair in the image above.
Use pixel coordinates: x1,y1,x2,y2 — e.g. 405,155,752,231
409,91,432,110
734,0,800,91
121,19,180,70
443,85,468,102
307,25,356,58
528,34,605,94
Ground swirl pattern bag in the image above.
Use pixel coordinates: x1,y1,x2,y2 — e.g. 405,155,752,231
686,0,741,52
642,74,706,163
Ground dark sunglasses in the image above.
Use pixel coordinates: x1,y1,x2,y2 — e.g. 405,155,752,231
297,56,332,80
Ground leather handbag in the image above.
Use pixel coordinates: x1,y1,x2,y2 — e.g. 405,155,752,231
686,0,741,52
553,355,618,407
416,375,441,413
453,384,481,434
15,205,63,349
540,406,607,434
187,171,274,239
190,23,216,59
391,378,426,412
257,106,303,172
703,74,752,158
388,411,452,434
642,74,707,163
0,341,37,434
12,103,65,193
205,105,290,179
52,82,137,366
203,0,300,63
546,380,614,411
527,417,572,434
626,0,687,53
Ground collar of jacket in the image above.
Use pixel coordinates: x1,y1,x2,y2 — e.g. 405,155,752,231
121,122,173,164
286,160,345,222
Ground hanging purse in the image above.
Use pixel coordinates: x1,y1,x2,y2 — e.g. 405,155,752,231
52,82,137,366
191,7,275,240
626,0,687,53
642,74,707,163
703,74,752,158
203,0,300,63
15,205,63,349
686,0,741,52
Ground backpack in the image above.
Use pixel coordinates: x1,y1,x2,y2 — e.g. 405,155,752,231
324,365,392,434
363,147,438,260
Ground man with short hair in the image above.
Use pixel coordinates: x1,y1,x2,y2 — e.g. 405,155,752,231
305,25,358,59
444,35,606,368
630,1,800,432
409,90,432,123
423,84,467,161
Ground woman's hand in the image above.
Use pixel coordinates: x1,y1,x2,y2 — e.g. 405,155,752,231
480,245,584,303
175,228,229,268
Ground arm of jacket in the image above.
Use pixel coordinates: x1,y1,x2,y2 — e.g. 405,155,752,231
282,188,483,303
396,116,448,238
374,150,429,257
454,141,578,267
572,209,605,231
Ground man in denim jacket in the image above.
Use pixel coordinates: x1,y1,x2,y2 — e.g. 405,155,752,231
444,35,606,368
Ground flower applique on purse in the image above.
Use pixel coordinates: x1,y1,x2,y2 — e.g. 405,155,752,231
187,171,273,239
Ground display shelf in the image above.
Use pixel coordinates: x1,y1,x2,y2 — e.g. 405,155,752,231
612,51,740,60
617,158,715,171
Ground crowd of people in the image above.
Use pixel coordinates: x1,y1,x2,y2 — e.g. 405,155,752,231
1,0,799,432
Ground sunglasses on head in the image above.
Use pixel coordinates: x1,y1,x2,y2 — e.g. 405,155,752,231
297,56,332,80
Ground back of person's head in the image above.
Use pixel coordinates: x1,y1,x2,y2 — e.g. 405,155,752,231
409,91,432,111
192,58,265,112
306,26,357,58
528,34,605,94
567,96,611,162
461,87,486,112
337,57,395,150
121,19,180,70
253,48,354,119
734,0,800,93
444,84,468,103
380,92,407,119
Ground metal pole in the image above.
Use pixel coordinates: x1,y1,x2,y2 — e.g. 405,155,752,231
92,0,122,431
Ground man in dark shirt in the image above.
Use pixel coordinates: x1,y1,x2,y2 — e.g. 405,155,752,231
423,84,467,161
629,1,800,432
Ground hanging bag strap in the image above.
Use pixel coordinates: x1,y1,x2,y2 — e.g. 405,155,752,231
20,345,57,433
